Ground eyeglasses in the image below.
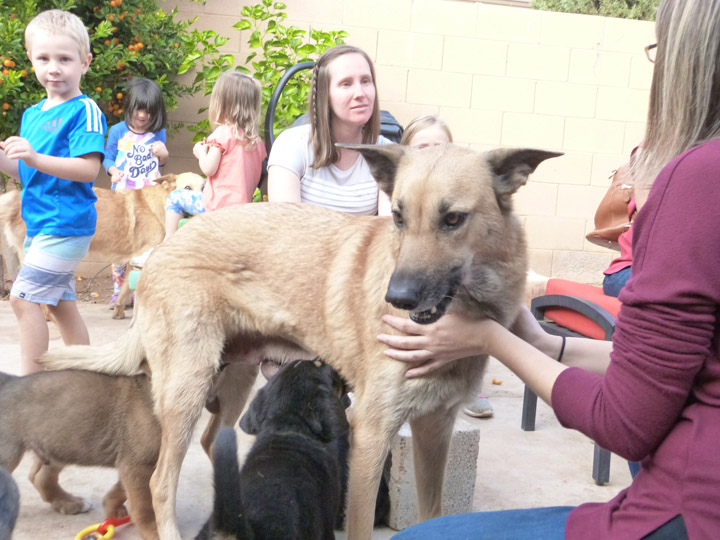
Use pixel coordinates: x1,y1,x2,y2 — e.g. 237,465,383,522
645,43,657,63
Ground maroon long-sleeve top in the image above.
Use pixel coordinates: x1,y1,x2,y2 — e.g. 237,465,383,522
553,139,720,539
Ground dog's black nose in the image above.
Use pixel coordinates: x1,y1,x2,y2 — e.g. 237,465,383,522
385,273,421,311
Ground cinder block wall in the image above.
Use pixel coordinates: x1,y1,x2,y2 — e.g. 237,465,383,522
164,0,655,284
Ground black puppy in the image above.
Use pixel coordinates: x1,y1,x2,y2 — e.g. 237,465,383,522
0,465,19,540
198,359,349,540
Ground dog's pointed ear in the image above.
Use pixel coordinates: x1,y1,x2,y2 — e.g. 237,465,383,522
239,389,266,435
336,143,407,198
153,174,177,191
485,148,562,212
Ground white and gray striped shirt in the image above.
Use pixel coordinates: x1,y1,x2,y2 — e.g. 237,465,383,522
268,124,391,216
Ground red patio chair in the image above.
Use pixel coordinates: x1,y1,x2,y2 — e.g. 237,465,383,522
522,278,621,485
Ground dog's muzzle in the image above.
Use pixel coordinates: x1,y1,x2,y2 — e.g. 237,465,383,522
385,268,462,325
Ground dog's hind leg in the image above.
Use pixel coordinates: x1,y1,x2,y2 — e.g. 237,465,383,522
149,344,219,540
409,405,460,521
101,479,128,518
28,456,91,514
200,362,259,458
120,464,159,540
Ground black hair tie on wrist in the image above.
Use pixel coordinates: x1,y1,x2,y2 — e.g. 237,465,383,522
557,335,566,363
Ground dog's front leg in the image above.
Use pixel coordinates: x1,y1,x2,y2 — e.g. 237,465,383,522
409,404,460,521
345,413,400,540
120,463,159,540
112,271,133,320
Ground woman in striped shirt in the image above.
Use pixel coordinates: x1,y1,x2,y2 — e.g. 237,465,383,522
267,45,392,216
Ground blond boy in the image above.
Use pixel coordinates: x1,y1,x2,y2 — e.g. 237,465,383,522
0,10,106,374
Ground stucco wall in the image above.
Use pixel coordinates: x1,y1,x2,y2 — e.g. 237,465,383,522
162,0,655,284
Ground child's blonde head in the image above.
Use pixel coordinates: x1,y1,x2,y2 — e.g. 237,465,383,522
25,9,90,59
209,72,262,147
400,115,453,148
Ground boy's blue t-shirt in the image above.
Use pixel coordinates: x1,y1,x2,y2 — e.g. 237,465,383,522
19,94,107,237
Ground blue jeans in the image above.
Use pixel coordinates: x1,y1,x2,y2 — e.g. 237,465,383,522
602,266,631,297
391,506,573,540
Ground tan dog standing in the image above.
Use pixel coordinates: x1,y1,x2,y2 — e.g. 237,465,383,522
40,145,560,540
0,370,161,539
0,172,204,319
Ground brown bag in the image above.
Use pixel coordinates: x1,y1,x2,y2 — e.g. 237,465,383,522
586,151,637,248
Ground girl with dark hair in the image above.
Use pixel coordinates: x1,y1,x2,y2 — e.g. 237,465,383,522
103,77,168,188
267,45,392,216
103,77,169,306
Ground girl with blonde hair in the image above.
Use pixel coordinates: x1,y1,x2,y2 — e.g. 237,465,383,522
163,71,266,241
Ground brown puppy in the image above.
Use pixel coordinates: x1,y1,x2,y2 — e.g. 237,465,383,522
40,145,560,540
0,369,160,540
0,172,204,319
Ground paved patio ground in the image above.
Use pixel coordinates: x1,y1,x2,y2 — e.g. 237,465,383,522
0,300,631,539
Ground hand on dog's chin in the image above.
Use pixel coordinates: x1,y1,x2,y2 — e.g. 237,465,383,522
377,313,494,378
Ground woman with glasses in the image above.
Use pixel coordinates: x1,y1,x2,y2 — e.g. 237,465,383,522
380,1,720,538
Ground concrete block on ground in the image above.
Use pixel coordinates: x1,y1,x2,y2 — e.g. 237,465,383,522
387,417,480,531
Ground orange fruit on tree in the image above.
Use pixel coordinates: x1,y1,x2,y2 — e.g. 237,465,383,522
20,69,27,77
95,86,102,92
2,103,10,110
116,92,123,100
110,0,116,6
3,59,13,68
2,69,8,76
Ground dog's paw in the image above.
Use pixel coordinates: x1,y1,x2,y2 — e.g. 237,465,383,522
53,496,92,515
105,503,129,519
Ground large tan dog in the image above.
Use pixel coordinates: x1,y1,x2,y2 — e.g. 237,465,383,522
0,172,204,319
40,144,559,539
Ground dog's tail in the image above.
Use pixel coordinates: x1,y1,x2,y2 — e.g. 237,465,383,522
195,427,247,539
37,323,145,376
0,189,24,261
210,427,245,535
0,190,20,225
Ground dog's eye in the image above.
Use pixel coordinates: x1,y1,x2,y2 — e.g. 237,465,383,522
392,210,404,227
443,212,467,230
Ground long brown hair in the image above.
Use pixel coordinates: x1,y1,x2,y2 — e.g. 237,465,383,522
634,0,720,189
309,45,381,168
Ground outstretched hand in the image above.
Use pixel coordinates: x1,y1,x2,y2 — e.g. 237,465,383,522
377,313,501,378
0,136,37,167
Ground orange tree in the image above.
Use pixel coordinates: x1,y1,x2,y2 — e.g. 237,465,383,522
0,0,233,139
